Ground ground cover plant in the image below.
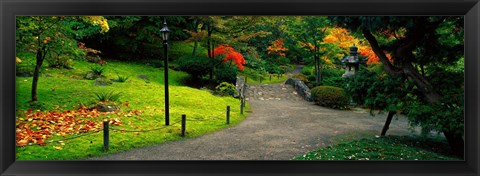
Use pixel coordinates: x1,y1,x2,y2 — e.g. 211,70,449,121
293,135,461,161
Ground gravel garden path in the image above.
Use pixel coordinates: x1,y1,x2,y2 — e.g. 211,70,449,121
91,66,421,160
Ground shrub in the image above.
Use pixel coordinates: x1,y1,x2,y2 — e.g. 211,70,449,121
94,91,122,102
311,86,350,109
264,62,283,74
89,64,105,75
113,75,129,82
214,64,238,84
321,76,346,88
177,55,211,81
46,55,75,69
215,82,237,97
322,67,344,78
301,66,313,76
292,74,310,84
276,56,290,66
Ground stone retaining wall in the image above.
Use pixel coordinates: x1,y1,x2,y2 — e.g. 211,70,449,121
285,78,312,102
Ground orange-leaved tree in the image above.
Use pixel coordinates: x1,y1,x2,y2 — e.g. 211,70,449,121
323,27,393,64
266,39,288,58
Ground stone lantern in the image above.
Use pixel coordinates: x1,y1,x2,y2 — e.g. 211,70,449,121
341,44,360,78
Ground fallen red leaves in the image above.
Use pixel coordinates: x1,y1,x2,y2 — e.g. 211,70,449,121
16,105,143,147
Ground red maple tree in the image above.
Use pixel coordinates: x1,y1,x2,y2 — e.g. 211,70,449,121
212,44,246,71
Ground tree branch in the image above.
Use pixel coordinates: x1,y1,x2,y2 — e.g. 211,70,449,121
362,29,402,76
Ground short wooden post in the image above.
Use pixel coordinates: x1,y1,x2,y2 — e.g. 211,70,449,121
226,106,230,124
240,98,244,115
103,120,109,151
181,114,186,137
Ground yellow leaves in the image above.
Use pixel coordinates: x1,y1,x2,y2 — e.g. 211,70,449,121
16,57,22,63
299,42,316,51
42,37,52,44
53,146,63,150
82,16,110,33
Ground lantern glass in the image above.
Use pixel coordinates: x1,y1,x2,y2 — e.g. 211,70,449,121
160,26,169,41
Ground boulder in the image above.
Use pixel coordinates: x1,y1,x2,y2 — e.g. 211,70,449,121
285,78,312,102
94,78,112,86
84,71,99,80
95,103,120,112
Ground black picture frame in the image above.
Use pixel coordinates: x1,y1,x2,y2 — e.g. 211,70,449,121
1,0,479,175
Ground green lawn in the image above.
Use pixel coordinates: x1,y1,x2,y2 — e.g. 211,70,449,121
293,135,461,161
15,59,249,160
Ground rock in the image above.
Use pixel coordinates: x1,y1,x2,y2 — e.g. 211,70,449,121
94,78,112,86
84,71,98,80
16,70,33,77
96,104,120,112
285,78,312,102
137,74,149,80
137,74,150,83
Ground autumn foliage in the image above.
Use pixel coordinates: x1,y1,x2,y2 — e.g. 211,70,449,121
323,27,391,64
267,39,288,57
213,44,246,71
16,103,143,147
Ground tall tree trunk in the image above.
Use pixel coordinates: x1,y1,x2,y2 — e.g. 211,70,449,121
381,111,396,136
443,131,464,158
191,19,200,57
313,47,320,86
192,41,198,57
207,23,213,80
31,46,46,102
207,25,212,59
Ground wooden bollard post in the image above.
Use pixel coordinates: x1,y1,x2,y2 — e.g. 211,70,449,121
240,100,244,115
240,97,245,115
181,114,186,137
226,106,230,124
103,120,109,151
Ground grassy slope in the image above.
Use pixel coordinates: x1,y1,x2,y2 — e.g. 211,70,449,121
16,59,249,160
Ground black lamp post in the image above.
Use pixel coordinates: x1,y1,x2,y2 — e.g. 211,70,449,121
160,17,170,126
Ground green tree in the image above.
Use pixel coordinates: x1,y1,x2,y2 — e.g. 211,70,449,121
331,16,464,157
286,17,331,86
83,16,189,60
16,16,109,102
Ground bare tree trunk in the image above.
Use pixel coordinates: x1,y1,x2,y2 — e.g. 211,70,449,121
381,111,396,136
207,23,213,81
31,46,46,102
